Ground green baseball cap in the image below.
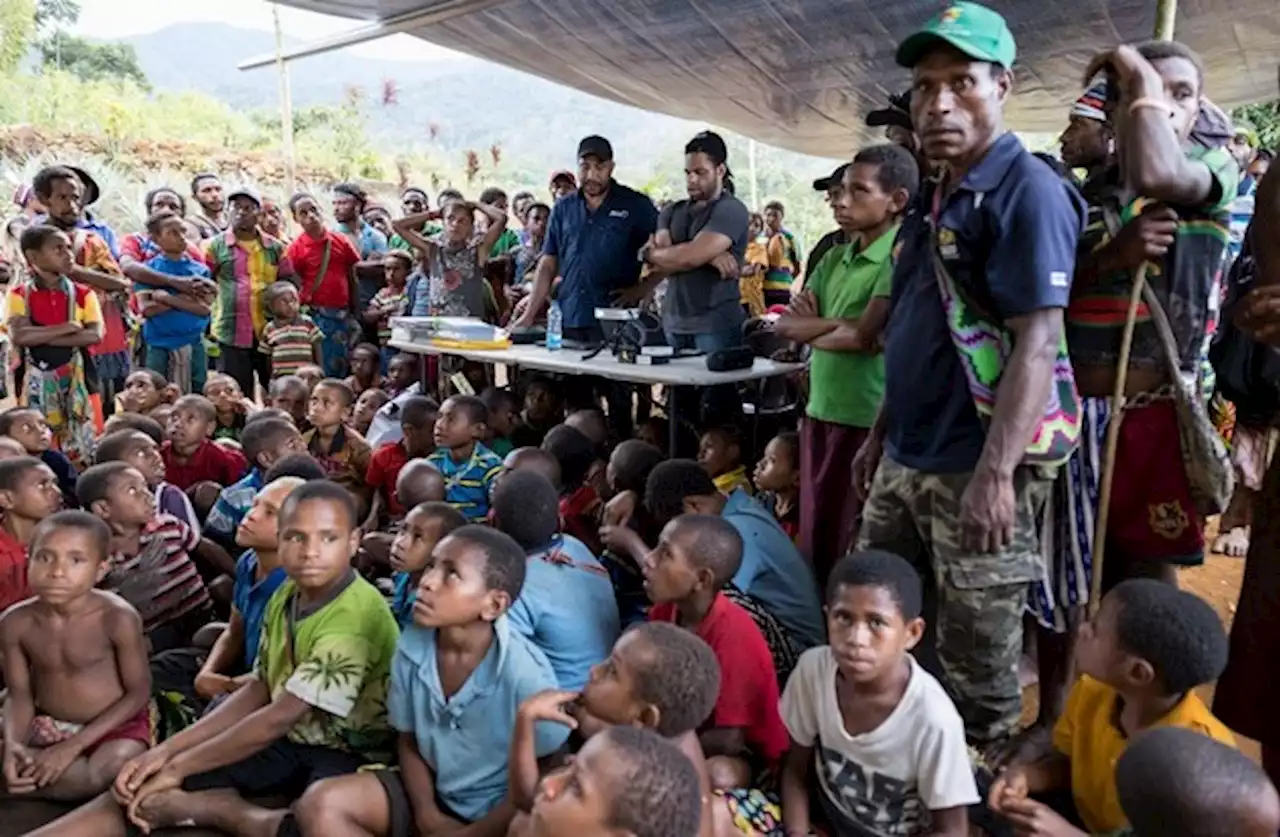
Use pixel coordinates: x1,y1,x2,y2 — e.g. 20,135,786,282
896,2,1017,69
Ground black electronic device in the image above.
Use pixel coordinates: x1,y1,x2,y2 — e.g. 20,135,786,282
706,346,755,372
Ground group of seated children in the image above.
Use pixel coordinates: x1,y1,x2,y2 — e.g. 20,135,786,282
0,363,1277,837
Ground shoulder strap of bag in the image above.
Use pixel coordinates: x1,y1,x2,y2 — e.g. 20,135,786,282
308,237,333,301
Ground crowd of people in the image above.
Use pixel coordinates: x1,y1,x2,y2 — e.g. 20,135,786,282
4,2,1280,836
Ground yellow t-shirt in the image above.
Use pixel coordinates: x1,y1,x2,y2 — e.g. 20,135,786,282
1052,675,1236,833
714,466,753,497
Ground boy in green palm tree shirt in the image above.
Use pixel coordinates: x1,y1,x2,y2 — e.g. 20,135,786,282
29,480,400,837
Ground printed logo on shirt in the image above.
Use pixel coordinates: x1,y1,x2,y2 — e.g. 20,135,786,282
1050,271,1069,288
608,209,630,219
818,745,924,837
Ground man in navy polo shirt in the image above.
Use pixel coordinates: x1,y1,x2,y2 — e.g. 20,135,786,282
515,135,657,340
515,135,657,436
852,1,1085,752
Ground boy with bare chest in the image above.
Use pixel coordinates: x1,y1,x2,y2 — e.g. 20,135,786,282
1,509,151,802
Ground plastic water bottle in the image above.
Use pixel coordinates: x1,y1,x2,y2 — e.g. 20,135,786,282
546,300,563,351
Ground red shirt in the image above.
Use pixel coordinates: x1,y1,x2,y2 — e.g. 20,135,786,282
559,484,602,554
120,233,207,267
650,592,789,766
285,230,361,310
367,441,411,518
161,440,249,491
0,527,29,613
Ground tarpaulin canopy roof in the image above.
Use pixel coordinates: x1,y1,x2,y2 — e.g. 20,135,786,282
274,0,1280,157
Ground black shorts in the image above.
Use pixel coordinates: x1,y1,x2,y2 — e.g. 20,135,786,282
372,768,470,837
183,738,366,797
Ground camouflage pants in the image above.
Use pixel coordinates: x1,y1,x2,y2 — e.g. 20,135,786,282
856,457,1051,745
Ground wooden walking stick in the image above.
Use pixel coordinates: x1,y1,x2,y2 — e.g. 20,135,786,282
1089,264,1150,618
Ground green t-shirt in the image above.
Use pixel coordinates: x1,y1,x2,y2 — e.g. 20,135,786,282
255,574,400,760
490,228,522,258
805,226,897,428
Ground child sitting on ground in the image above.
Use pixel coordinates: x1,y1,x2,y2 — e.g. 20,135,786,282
32,481,400,837
118,369,174,419
427,394,504,523
193,476,304,701
517,726,704,837
509,622,738,837
345,343,386,398
510,376,563,449
203,416,303,549
990,579,1235,835
203,373,251,443
699,426,752,496
292,524,568,837
0,405,79,507
93,429,199,535
0,456,64,612
102,412,164,445
387,500,467,628
260,280,322,380
565,408,611,499
7,225,105,467
161,394,248,491
598,439,668,629
267,374,311,430
494,470,620,689
480,386,520,458
136,210,213,394
295,362,324,394
366,395,438,529
360,460,448,576
640,460,824,654
353,387,390,437
780,550,978,837
366,251,412,366
1116,728,1280,837
753,432,800,541
304,378,372,515
77,462,214,654
645,513,788,791
500,447,562,492
542,424,604,554
0,510,150,801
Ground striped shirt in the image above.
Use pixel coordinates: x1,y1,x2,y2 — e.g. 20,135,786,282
426,442,503,522
103,514,211,633
370,285,408,342
260,315,321,378
205,231,292,348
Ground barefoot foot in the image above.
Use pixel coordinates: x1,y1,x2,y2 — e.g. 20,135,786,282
135,787,240,831
1212,526,1251,558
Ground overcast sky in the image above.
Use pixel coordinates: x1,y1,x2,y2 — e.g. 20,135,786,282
72,0,458,62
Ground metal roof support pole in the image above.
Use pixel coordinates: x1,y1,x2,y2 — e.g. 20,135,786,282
1153,0,1178,40
273,3,297,197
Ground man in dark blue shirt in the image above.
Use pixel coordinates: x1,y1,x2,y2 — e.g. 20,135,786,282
514,136,658,436
515,135,657,340
851,1,1085,752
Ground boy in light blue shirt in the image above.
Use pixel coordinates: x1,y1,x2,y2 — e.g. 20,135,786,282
493,470,620,689
292,524,568,837
644,459,825,650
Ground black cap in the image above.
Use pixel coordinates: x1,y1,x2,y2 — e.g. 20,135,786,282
67,165,101,208
865,90,914,131
577,135,614,162
812,163,849,192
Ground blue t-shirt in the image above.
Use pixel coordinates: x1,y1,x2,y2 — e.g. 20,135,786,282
507,535,621,690
883,134,1085,474
140,254,212,349
334,221,389,309
543,182,658,329
390,571,417,630
425,443,503,523
388,615,568,822
205,469,264,544
232,550,287,669
722,489,825,649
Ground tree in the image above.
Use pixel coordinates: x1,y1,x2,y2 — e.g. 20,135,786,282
0,0,36,73
33,0,75,30
1233,102,1280,152
39,34,149,89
